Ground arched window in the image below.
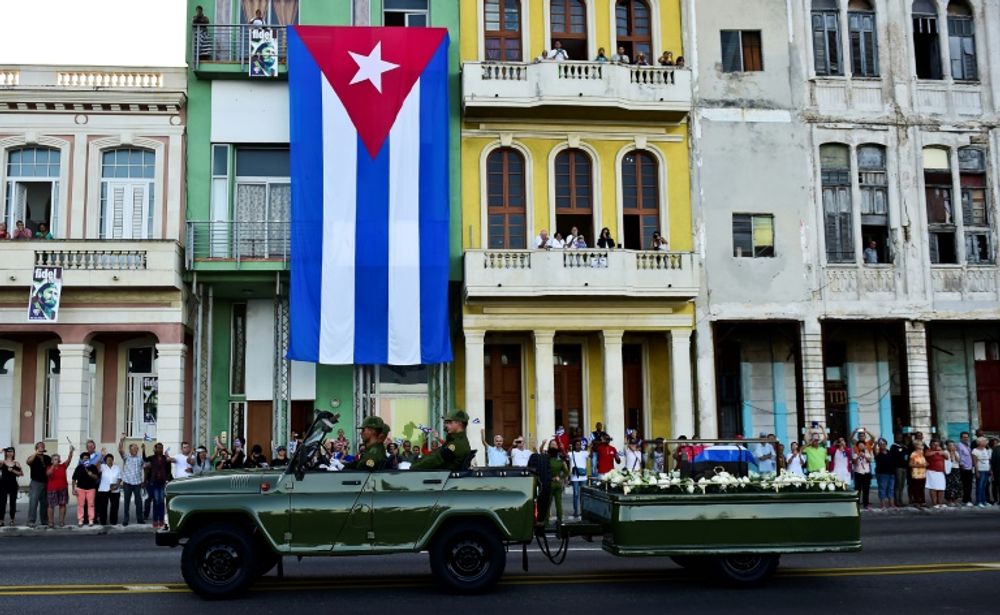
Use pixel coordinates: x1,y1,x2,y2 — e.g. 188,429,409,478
4,146,61,237
812,0,842,76
615,0,652,63
554,148,593,242
486,147,527,249
820,144,854,263
550,0,587,61
848,0,879,77
485,0,522,61
913,0,942,79
100,148,155,239
947,1,977,81
923,146,955,263
621,150,659,250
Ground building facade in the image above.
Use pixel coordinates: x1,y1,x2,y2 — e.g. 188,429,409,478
184,0,461,451
458,0,698,456
0,64,189,459
686,0,1000,443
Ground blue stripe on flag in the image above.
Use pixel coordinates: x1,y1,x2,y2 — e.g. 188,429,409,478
287,28,323,362
354,137,391,364
418,36,453,363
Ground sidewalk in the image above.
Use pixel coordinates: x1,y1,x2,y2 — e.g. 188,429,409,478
0,493,154,537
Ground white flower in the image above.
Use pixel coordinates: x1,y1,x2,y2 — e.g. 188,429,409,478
686,485,695,494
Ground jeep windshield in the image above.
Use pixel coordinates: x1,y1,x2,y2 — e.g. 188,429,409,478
288,410,339,476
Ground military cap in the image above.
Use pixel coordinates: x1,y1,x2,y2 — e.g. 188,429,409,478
443,409,469,423
358,416,386,432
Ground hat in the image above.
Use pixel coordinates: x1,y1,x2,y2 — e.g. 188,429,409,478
382,422,391,434
358,416,386,432
443,409,470,423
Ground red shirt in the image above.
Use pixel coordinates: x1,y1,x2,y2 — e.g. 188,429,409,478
596,443,619,474
47,462,69,491
926,450,946,473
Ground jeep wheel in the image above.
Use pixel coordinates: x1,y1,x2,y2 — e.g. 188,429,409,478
711,554,780,587
181,523,256,599
430,522,506,594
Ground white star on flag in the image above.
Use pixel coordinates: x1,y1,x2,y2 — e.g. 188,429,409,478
348,42,399,94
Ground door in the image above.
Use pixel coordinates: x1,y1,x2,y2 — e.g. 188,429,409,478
623,344,644,438
246,401,273,452
104,183,150,239
484,344,522,440
976,361,1000,431
288,472,373,552
289,401,313,439
371,470,447,550
553,344,583,435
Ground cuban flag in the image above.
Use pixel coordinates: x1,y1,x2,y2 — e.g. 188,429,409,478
287,26,452,365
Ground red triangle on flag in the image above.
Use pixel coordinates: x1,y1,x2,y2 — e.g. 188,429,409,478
294,26,448,158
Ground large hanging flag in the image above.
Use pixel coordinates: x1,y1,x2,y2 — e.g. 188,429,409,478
287,26,452,365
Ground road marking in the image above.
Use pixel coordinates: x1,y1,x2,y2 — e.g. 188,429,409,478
2,562,999,597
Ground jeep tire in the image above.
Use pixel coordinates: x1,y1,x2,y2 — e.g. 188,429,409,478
429,521,506,594
181,522,256,599
710,554,780,587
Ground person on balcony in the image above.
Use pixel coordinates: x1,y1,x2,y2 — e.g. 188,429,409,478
250,9,265,28
634,52,649,66
611,46,630,64
658,51,675,66
651,231,669,251
35,222,53,240
864,240,879,264
534,229,553,249
565,226,580,248
551,232,566,249
573,234,587,249
193,5,211,59
547,41,569,61
11,220,32,240
0,222,7,239
597,227,616,249
675,56,686,68
595,47,609,63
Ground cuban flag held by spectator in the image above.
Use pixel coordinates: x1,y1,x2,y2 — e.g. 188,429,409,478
287,26,452,365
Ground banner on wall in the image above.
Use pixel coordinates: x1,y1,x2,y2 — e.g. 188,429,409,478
249,28,279,78
27,266,62,322
142,376,159,424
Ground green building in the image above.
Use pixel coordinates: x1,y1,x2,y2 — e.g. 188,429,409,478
184,0,461,451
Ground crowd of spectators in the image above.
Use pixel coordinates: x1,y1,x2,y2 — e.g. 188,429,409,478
0,220,54,240
535,41,685,68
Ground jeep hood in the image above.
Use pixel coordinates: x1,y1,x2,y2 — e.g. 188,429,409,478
165,470,286,495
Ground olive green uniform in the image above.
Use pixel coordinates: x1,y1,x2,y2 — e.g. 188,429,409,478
347,442,387,471
548,455,569,524
411,431,471,471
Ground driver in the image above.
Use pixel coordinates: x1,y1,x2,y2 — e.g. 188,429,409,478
411,410,471,471
346,416,388,471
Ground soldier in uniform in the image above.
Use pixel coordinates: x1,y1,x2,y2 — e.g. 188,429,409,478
346,416,388,471
411,410,472,471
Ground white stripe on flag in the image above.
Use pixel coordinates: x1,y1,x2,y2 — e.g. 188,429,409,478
386,79,422,365
319,75,357,364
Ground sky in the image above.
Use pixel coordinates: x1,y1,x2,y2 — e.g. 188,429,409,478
6,0,186,67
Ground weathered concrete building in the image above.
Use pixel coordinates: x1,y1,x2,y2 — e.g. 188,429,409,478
685,0,1000,443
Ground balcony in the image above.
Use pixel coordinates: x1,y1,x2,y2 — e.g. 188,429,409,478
463,249,698,299
811,78,886,115
914,81,983,116
822,265,900,302
462,61,691,119
191,24,287,79
0,240,183,289
186,221,289,271
930,265,999,303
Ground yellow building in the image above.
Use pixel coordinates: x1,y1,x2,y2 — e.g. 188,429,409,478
457,0,697,455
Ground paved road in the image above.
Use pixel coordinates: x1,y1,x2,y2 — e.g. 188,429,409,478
1,514,998,613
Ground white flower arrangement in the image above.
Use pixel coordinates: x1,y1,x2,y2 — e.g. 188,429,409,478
597,468,852,495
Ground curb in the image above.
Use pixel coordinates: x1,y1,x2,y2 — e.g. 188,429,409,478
0,524,155,537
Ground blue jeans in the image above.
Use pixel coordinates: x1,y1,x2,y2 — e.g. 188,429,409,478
571,480,583,516
876,473,895,502
147,482,166,524
122,483,143,524
976,472,990,504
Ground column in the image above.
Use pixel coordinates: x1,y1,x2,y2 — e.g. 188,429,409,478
56,343,91,458
905,321,933,434
670,330,695,438
845,362,860,435
694,325,719,438
534,330,556,446
156,343,187,453
876,344,893,439
800,319,826,428
771,359,789,446
464,331,486,465
601,330,625,444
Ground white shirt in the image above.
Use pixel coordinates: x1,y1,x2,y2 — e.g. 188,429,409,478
624,448,641,471
486,446,509,467
547,48,569,61
569,451,589,481
754,443,776,474
785,452,805,476
172,452,192,479
511,447,532,467
534,235,551,249
551,238,565,249
972,448,991,472
98,464,121,492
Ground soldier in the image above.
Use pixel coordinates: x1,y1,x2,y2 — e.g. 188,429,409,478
412,410,471,471
346,416,388,471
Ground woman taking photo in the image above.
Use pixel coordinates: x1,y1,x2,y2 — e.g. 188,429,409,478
852,440,874,510
1,446,24,526
784,442,806,476
924,440,947,508
908,441,928,507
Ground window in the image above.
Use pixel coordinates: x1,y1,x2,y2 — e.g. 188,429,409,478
125,347,156,438
485,0,522,61
732,214,775,258
959,147,992,264
230,303,247,395
616,0,652,62
550,0,587,60
821,144,855,263
234,147,290,258
239,0,298,25
848,1,879,77
100,148,155,240
486,147,527,249
554,148,593,243
721,30,763,72
43,348,60,440
923,146,956,264
812,1,842,76
384,0,428,27
3,147,60,237
947,2,977,81
621,150,659,250
858,145,891,264
912,0,942,79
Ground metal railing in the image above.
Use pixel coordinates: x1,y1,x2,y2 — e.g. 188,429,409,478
191,24,288,70
186,220,290,269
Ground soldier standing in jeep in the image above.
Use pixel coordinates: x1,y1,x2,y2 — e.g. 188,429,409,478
412,410,471,471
